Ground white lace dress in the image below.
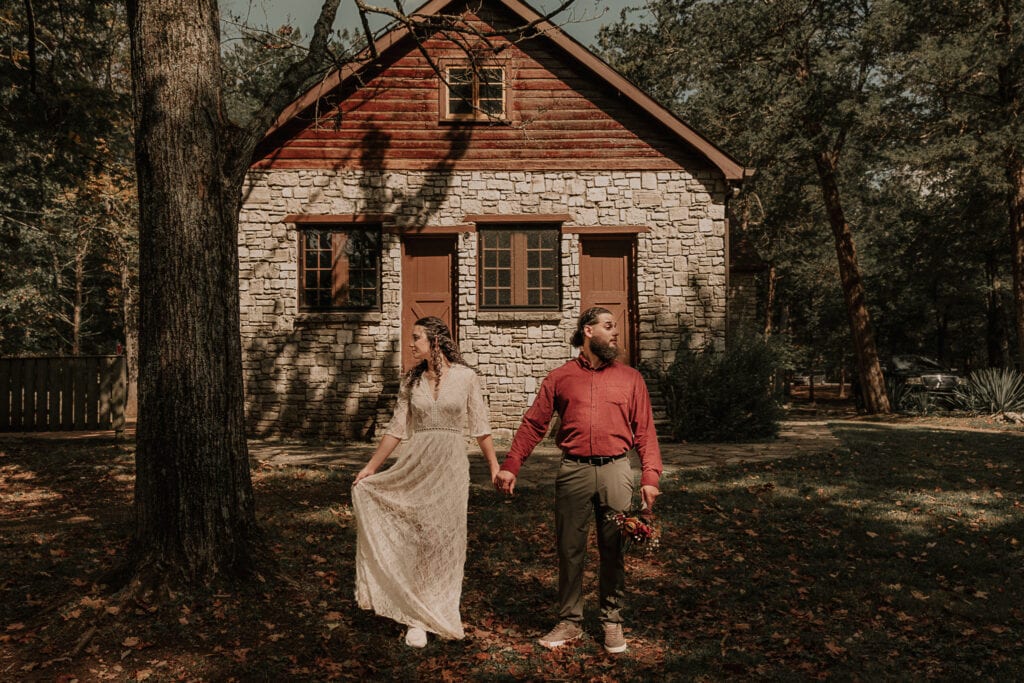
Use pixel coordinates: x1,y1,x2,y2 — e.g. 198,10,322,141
352,364,491,639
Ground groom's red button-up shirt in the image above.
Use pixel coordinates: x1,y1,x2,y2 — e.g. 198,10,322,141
500,355,663,489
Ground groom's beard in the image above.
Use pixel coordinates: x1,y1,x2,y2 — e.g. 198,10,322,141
590,338,619,363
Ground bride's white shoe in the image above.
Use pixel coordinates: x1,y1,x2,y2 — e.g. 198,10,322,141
405,626,427,648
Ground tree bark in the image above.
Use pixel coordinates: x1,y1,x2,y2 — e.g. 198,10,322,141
1008,151,1024,369
127,0,255,588
814,150,891,414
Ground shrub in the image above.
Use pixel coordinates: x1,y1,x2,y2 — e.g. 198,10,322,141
656,335,784,442
952,368,1024,415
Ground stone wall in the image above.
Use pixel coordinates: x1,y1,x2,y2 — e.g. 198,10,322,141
238,169,728,441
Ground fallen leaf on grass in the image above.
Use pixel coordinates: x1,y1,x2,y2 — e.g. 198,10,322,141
80,596,105,610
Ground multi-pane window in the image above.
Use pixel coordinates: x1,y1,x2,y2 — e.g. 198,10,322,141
480,228,558,308
445,66,505,119
299,228,381,310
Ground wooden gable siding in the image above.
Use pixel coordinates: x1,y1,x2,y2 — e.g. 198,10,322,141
253,7,710,173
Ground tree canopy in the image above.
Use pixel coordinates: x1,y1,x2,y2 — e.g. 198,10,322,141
597,0,1022,378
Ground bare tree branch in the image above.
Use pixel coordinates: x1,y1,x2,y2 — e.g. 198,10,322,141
230,0,343,175
228,0,583,176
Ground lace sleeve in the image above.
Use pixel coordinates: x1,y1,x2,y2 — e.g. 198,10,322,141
466,371,491,438
383,382,411,439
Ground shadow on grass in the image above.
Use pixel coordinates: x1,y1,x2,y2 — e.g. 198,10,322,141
2,425,1023,680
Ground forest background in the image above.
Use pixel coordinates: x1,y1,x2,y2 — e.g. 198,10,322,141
3,0,1021,404
2,0,1021,381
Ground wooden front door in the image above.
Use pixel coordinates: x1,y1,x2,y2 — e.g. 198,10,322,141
580,237,636,365
401,237,457,371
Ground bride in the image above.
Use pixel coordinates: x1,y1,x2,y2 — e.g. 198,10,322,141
351,316,500,647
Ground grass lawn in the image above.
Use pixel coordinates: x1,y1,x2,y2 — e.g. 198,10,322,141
1,420,1023,681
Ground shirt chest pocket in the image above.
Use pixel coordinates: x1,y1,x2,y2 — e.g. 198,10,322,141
602,383,630,407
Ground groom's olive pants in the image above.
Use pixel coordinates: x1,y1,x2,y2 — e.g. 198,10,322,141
554,456,633,624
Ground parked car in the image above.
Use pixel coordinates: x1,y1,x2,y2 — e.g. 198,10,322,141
887,355,964,392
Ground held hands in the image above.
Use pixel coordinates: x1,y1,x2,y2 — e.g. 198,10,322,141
494,469,516,496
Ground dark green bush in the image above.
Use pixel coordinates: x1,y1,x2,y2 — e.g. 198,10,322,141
656,335,784,442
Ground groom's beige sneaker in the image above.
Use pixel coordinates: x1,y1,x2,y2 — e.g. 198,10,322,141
538,620,583,649
603,622,627,653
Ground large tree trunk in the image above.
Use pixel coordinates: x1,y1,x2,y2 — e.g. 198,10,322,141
1008,151,1024,369
126,0,255,589
815,150,891,414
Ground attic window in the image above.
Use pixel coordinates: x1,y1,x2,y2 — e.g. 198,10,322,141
443,66,505,121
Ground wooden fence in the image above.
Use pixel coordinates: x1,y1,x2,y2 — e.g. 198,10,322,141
0,356,127,433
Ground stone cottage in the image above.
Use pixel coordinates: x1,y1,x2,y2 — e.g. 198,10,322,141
238,0,748,440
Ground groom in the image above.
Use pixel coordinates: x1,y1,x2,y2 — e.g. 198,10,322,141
495,306,662,654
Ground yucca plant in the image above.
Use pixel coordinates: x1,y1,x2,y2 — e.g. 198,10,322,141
886,378,916,413
902,389,936,415
952,368,1024,415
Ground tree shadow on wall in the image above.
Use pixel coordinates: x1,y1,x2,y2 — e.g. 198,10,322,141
243,121,473,442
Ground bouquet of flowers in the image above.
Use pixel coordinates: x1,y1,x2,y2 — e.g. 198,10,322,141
606,505,660,553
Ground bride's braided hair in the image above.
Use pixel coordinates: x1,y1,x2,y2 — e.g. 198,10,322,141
404,316,466,392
